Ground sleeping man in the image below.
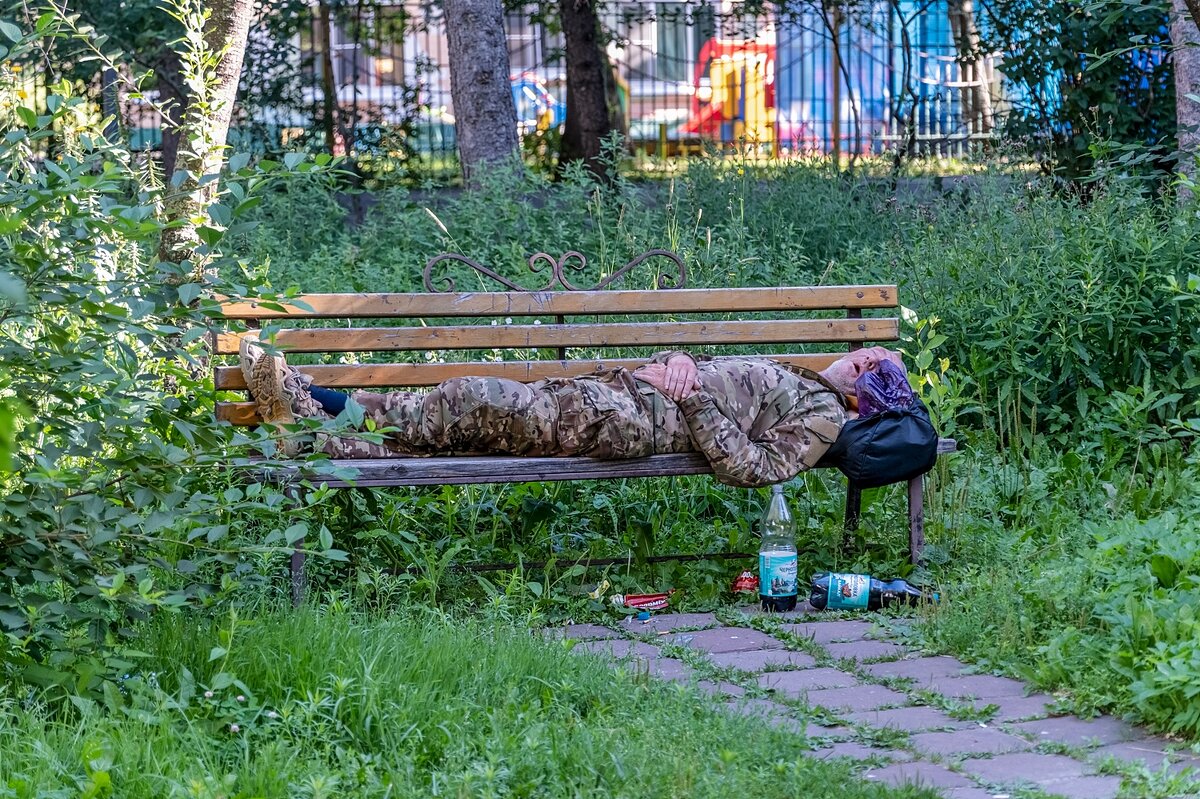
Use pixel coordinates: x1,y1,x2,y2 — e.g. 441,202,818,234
240,338,905,488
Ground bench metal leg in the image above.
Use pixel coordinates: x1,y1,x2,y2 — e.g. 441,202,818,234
285,483,307,606
842,482,862,550
908,475,925,565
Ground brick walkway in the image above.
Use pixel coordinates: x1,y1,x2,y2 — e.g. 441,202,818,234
550,610,1200,799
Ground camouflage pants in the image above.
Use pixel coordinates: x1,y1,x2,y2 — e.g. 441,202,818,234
312,371,693,460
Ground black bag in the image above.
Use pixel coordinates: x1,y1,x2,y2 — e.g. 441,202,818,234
817,398,938,488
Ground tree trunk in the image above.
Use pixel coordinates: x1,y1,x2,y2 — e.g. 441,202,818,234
157,0,254,273
152,47,187,183
1172,0,1200,185
316,2,338,155
947,0,993,138
1184,0,1200,28
559,0,613,181
443,0,519,183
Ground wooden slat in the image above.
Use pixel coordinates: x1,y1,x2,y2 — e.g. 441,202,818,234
214,353,847,390
237,440,958,488
253,454,716,487
217,403,261,424
213,318,898,355
217,285,898,320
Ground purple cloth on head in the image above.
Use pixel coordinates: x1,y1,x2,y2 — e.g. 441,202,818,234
854,359,914,418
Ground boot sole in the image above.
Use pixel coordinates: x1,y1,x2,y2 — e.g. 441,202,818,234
250,353,296,428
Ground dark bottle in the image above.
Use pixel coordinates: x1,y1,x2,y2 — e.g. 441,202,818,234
809,572,937,611
759,485,798,612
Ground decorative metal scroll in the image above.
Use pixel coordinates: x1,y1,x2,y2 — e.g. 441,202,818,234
422,249,687,292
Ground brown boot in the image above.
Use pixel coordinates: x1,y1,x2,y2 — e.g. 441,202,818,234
238,334,266,389
241,336,299,456
248,351,296,429
240,334,325,421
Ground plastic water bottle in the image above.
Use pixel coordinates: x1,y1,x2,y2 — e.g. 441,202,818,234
758,485,798,612
809,572,937,611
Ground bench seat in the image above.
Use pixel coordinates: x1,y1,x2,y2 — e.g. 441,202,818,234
258,441,958,488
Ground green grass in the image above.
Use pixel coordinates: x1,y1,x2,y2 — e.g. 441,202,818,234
0,610,937,799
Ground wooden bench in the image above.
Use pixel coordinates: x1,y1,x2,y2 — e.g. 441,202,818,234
213,250,955,603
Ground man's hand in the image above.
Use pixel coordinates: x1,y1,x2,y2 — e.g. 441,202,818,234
634,354,700,402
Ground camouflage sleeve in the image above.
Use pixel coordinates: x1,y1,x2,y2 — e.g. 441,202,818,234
647,350,713,365
675,390,844,488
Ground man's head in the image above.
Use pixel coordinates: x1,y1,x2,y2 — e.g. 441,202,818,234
819,346,906,396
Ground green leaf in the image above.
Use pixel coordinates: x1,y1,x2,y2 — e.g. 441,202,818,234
1150,554,1180,589
0,20,22,42
209,203,232,226
81,738,114,775
196,225,224,246
227,152,251,172
208,646,227,662
318,525,333,550
15,106,36,128
284,522,308,545
177,283,202,305
283,152,306,169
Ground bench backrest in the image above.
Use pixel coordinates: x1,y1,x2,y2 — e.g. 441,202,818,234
213,251,899,426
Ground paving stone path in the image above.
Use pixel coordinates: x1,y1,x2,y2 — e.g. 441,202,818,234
548,610,1200,799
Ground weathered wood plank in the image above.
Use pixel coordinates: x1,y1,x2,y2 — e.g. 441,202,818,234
254,453,716,487
217,285,899,320
217,404,261,425
213,318,898,355
237,440,958,488
214,353,848,390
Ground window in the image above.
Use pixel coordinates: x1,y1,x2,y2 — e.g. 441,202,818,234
656,3,717,83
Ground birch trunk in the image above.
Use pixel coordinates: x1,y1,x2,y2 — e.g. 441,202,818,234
947,0,993,138
157,0,254,274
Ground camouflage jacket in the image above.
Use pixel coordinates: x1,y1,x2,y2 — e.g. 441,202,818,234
643,351,847,487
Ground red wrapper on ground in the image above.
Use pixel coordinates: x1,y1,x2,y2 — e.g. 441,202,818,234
614,591,674,610
732,570,760,594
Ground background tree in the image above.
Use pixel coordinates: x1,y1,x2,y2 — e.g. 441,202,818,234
559,0,613,179
947,0,992,137
157,0,255,271
444,0,520,182
1172,0,1200,182
68,1,186,178
981,0,1175,181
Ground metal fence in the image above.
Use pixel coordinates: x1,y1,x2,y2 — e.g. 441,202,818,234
17,1,1004,174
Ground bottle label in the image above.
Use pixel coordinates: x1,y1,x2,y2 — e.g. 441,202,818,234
826,573,870,610
759,553,798,597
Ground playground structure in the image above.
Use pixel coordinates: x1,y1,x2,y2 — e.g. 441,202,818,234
511,73,566,135
678,37,777,151
83,1,1000,168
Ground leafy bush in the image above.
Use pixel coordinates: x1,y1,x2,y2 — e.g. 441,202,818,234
0,13,347,692
983,0,1176,180
882,183,1200,455
913,450,1200,736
